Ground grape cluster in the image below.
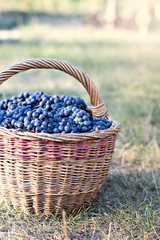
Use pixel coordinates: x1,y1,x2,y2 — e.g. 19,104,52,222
0,92,112,134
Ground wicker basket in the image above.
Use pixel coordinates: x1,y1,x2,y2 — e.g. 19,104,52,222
0,58,119,215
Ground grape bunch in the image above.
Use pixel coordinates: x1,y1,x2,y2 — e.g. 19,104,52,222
0,92,112,134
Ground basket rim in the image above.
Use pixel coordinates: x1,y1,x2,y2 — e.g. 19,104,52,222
0,119,120,142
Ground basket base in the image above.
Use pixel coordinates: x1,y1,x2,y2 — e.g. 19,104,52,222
1,187,101,216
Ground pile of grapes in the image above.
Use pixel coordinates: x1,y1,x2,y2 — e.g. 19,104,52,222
0,92,112,134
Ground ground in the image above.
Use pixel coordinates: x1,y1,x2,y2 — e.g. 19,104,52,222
0,21,160,239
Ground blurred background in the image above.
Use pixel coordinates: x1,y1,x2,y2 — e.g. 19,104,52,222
0,0,160,169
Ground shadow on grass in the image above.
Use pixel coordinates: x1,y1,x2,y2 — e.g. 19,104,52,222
91,169,160,214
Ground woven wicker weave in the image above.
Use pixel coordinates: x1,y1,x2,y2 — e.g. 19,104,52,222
0,58,119,215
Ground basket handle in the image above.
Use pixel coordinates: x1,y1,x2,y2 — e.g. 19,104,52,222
0,58,108,118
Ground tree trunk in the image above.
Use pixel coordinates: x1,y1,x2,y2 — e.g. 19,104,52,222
135,0,150,36
104,0,116,29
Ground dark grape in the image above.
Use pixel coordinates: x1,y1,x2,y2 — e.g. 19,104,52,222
0,92,112,134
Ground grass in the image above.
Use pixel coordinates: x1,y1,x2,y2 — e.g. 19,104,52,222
0,21,160,239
